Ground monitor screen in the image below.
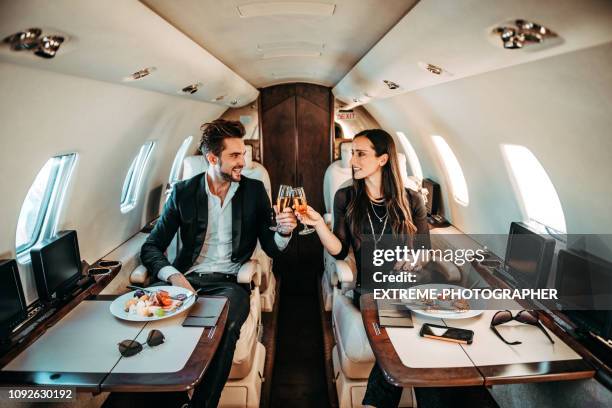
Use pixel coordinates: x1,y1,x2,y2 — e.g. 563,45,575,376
31,230,82,300
505,222,555,289
0,259,26,337
556,249,612,339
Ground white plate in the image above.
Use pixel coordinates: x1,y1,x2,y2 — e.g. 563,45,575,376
401,284,484,320
110,286,196,322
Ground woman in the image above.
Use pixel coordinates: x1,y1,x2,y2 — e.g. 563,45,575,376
296,128,429,407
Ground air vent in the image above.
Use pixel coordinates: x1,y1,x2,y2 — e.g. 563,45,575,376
417,62,453,77
179,82,203,95
230,99,238,106
383,80,400,90
491,19,557,49
237,2,336,17
123,67,156,82
213,95,226,102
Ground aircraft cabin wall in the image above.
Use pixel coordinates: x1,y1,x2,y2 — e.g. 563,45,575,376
0,62,226,304
363,42,612,258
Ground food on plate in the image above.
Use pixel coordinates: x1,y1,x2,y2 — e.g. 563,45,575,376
123,289,184,317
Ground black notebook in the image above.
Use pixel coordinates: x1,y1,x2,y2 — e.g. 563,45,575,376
182,297,227,328
377,299,414,328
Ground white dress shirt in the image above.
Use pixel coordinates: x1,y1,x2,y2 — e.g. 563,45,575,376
158,172,290,282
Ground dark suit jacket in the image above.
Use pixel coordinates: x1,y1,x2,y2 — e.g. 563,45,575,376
141,173,284,278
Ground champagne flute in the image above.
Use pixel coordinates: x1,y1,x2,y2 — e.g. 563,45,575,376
270,184,293,231
292,187,315,235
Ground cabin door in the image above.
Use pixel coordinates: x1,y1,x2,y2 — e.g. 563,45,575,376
260,83,333,293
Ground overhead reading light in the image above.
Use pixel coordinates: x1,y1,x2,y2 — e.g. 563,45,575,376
3,28,66,59
352,97,362,103
237,2,336,18
492,19,557,49
3,28,42,50
123,67,156,82
179,82,203,95
34,35,64,59
230,99,238,106
383,80,400,90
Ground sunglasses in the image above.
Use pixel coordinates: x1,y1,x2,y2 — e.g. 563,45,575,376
490,310,554,345
118,330,165,357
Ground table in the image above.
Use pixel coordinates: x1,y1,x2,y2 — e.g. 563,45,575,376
360,294,595,388
0,295,228,393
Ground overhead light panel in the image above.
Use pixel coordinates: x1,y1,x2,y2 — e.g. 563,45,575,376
34,35,64,59
258,41,324,59
3,28,66,59
492,19,557,50
237,2,336,17
3,28,42,51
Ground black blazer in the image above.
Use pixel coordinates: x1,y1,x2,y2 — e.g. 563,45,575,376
141,173,284,278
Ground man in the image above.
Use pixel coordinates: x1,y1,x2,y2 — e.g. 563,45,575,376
141,119,297,407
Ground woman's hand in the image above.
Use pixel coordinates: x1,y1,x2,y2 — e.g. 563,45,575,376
294,205,324,227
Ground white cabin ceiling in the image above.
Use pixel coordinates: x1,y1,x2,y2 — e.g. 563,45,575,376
0,0,258,107
140,0,418,88
333,0,612,108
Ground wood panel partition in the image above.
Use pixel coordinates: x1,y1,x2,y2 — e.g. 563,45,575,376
260,83,333,294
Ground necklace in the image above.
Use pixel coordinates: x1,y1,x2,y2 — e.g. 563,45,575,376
369,201,388,222
367,209,388,250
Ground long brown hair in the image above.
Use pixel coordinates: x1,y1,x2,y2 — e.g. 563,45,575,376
347,129,416,241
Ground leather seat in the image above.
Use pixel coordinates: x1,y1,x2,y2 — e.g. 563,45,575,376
321,142,353,311
240,145,276,312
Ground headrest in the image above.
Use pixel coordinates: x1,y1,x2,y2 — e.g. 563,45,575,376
244,145,253,169
182,155,208,181
340,142,352,168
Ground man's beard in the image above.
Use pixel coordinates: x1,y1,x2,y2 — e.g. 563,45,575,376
219,160,243,182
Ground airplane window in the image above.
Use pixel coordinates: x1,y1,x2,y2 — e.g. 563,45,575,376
120,141,156,214
16,153,77,255
502,144,567,233
396,131,423,181
432,135,469,206
168,136,193,184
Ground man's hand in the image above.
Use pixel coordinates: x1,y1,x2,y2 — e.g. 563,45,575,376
275,205,298,234
168,272,197,294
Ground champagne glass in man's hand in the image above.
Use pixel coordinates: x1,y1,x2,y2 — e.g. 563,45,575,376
270,184,292,231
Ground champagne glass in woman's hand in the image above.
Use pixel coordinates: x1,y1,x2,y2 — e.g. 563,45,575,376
292,187,316,235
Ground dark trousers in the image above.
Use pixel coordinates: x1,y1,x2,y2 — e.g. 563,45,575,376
103,274,250,408
187,275,251,408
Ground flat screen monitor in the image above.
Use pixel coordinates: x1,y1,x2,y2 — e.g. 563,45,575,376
555,249,612,339
504,222,555,289
30,230,82,302
0,259,27,339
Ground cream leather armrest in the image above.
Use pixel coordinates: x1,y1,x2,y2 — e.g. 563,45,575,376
237,260,262,287
427,260,462,282
335,259,357,284
323,213,332,230
130,264,149,285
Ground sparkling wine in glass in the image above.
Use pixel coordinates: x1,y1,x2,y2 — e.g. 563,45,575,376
270,184,292,231
292,187,315,235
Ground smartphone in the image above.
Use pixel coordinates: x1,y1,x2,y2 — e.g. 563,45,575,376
419,323,474,344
